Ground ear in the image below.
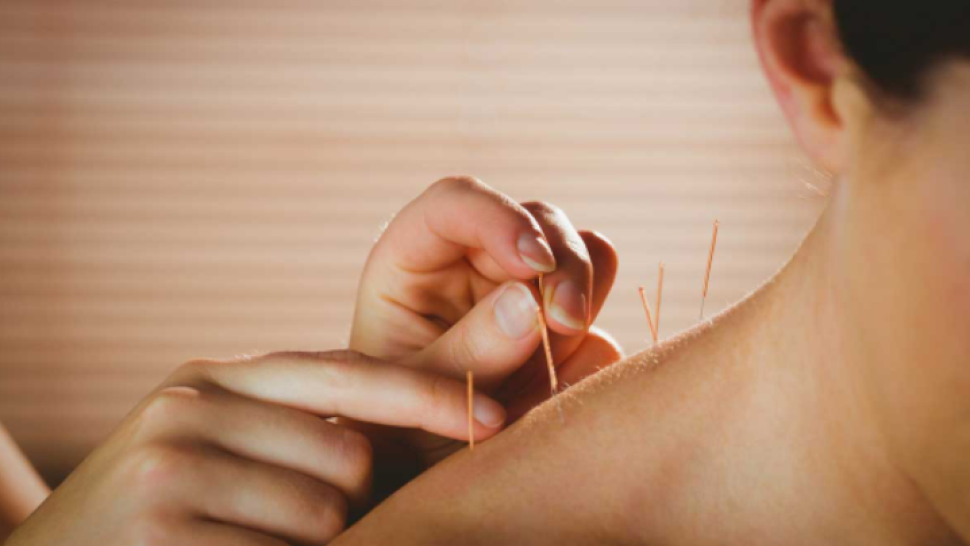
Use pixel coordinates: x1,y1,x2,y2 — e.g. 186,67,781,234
751,0,848,173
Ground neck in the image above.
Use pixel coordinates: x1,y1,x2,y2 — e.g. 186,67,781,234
616,185,962,545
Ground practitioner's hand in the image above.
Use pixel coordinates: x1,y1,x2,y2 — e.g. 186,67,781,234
349,177,622,489
4,351,505,546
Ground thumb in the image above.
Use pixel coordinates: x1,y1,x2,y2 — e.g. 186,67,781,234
400,281,543,390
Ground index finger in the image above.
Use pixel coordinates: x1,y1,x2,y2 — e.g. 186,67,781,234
374,176,556,280
169,350,507,442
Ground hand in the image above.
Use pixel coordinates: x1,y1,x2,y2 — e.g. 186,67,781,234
5,350,505,546
348,176,622,488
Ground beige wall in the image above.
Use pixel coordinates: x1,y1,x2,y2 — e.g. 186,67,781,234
0,0,824,483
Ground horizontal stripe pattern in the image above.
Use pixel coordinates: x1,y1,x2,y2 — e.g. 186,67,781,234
0,0,825,483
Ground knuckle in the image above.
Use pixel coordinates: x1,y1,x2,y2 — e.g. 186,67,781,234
170,358,216,384
126,444,193,494
447,326,485,370
431,175,485,195
299,481,348,543
139,386,203,426
420,373,451,423
319,490,349,541
523,200,563,217
335,427,373,485
179,357,212,374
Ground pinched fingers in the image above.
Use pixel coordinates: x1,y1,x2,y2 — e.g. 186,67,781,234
399,230,618,392
400,281,544,389
523,201,593,335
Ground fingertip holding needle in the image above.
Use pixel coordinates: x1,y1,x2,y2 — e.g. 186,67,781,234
700,220,720,321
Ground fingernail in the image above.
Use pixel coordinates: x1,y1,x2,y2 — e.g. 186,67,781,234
547,280,588,332
493,282,540,339
516,233,556,273
473,394,506,428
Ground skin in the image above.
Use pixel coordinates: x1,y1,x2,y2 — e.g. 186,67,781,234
0,424,47,540
2,0,967,542
344,177,622,496
330,1,970,544
2,351,513,545
0,177,614,542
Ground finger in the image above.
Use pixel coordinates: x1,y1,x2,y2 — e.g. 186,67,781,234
168,351,507,441
174,519,291,546
490,229,619,390
582,230,619,323
506,327,624,422
556,327,624,388
143,386,374,509
522,201,593,336
529,228,619,369
375,176,556,280
400,281,543,389
164,446,348,545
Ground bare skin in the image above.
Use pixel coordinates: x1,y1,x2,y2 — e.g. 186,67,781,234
343,177,622,499
2,1,967,543
0,181,615,544
0,424,47,541
331,187,965,545
3,351,512,546
334,3,970,543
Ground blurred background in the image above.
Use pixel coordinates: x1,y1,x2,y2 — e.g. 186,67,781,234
0,0,824,485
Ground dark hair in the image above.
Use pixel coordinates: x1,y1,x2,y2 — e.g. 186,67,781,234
833,0,970,100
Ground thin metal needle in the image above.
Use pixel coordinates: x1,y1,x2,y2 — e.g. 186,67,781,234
537,275,565,423
699,220,720,321
655,262,665,338
639,286,658,345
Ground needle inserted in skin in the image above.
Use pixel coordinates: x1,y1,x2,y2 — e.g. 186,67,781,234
655,262,665,338
537,275,565,423
699,220,720,321
467,370,475,451
638,287,659,344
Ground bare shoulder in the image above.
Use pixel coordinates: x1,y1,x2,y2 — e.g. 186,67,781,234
333,338,727,546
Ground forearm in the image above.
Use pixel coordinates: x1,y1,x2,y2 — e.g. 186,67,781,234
0,422,49,540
